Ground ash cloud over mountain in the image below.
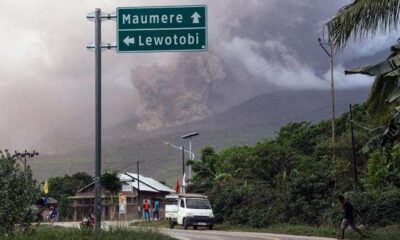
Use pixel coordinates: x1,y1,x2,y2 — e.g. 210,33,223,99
132,53,225,131
0,0,394,149
130,0,379,131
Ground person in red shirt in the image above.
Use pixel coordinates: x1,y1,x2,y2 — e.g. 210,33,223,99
143,200,150,221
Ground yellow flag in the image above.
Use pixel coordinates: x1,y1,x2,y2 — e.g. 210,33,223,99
43,180,49,194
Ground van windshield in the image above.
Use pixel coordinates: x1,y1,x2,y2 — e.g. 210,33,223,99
186,198,211,209
166,198,178,205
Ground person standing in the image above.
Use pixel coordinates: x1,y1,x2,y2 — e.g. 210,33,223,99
48,207,58,224
143,200,150,221
153,200,160,221
337,195,367,239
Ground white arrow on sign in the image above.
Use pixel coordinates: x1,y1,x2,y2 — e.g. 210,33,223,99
191,12,201,24
123,36,135,46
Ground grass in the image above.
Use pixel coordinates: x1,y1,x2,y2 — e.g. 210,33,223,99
216,223,338,237
130,220,400,240
0,225,176,240
217,223,400,240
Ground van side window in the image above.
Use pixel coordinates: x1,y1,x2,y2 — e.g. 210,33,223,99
180,199,185,208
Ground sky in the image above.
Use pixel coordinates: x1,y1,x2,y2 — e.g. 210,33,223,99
0,0,396,151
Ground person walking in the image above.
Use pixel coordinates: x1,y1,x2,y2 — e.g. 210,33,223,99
337,195,367,239
143,200,150,221
153,200,160,221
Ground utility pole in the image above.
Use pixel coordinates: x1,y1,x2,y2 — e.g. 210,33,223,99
182,146,185,193
330,36,336,149
182,146,185,176
24,151,27,172
13,150,39,173
137,161,141,218
349,104,358,186
319,33,336,161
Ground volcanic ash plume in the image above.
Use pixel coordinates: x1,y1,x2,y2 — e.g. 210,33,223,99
132,53,226,131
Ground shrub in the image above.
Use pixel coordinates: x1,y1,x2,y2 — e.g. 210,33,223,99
0,150,40,235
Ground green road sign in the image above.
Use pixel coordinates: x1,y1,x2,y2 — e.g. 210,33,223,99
117,5,207,52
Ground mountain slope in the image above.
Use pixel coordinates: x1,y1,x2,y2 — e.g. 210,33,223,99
31,88,369,182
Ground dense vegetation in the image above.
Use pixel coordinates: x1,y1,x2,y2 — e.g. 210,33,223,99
45,172,93,221
45,170,121,221
0,150,40,235
188,104,400,228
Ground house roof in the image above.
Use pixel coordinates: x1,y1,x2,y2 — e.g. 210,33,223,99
37,197,57,205
170,193,208,199
76,182,95,193
119,172,175,193
75,172,175,195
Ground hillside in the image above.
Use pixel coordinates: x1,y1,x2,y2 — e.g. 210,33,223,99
30,88,369,183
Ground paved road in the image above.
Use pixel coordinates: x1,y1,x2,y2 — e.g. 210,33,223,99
53,222,336,240
162,228,336,240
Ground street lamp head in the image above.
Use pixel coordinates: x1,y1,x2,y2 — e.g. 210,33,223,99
181,132,199,139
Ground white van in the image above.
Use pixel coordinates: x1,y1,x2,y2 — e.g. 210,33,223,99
165,193,214,230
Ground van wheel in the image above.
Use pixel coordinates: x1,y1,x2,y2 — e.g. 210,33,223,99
183,218,188,230
193,226,198,230
169,219,175,229
208,225,213,230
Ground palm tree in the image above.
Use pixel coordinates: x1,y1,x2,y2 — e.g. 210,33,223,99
327,0,400,50
327,0,400,122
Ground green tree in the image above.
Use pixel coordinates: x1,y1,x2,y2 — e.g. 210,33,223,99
47,172,93,200
47,172,93,220
327,1,400,121
187,146,218,193
363,151,400,190
0,150,40,235
101,171,121,220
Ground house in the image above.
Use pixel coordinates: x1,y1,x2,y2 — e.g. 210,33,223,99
36,197,58,209
68,172,175,221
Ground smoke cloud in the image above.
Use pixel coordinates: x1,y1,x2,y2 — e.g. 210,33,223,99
132,53,225,131
0,0,391,149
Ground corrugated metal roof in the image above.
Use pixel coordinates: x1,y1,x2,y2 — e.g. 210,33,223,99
119,173,175,193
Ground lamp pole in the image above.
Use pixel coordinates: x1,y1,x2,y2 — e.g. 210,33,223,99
162,142,195,159
181,132,199,178
163,141,195,193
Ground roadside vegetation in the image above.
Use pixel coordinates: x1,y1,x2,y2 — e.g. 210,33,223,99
186,1,400,238
188,104,398,225
0,150,40,235
187,104,400,236
217,224,400,240
45,172,93,221
0,226,176,240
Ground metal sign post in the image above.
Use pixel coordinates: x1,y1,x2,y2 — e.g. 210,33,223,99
86,5,207,228
94,8,102,230
87,8,116,230
117,6,207,52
